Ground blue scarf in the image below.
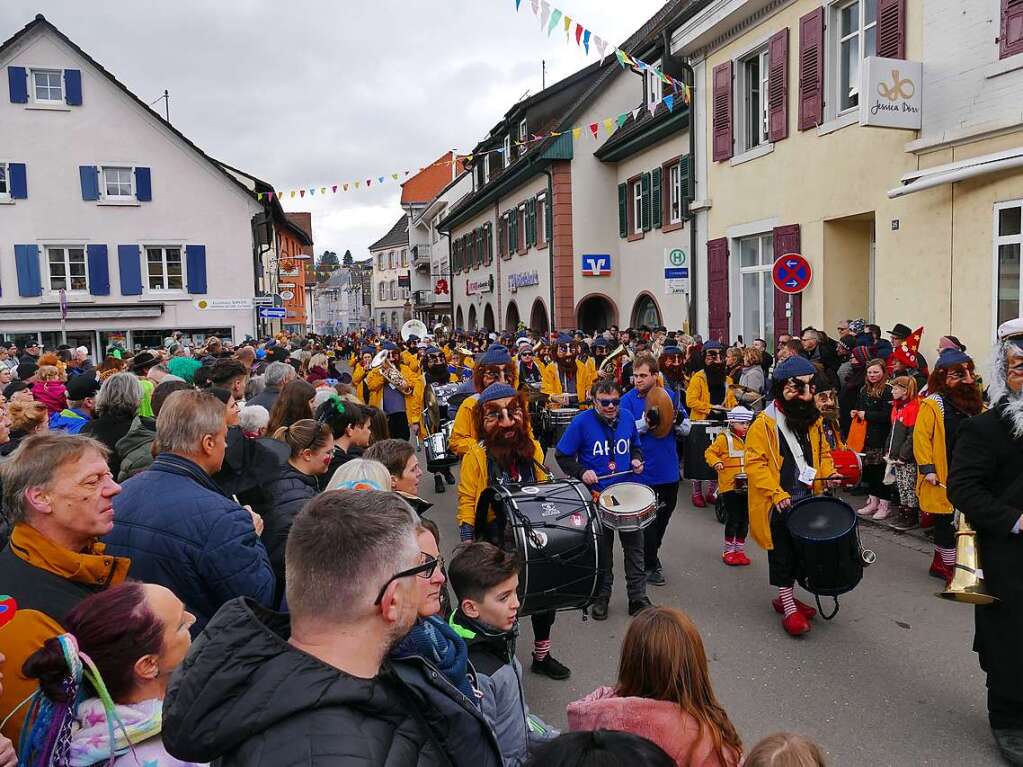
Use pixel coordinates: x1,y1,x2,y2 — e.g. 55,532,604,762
392,616,476,703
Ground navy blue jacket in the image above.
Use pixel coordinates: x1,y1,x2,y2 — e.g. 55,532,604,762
620,387,685,485
105,453,275,634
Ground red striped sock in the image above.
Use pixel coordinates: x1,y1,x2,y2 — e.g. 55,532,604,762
736,538,746,553
779,586,797,617
534,640,551,661
937,546,956,567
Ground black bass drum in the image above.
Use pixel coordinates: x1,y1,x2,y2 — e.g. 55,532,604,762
475,479,603,617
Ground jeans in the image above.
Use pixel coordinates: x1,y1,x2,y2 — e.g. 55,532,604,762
644,481,680,572
597,528,647,601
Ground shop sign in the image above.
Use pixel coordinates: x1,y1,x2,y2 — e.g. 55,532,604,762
859,57,922,130
508,270,540,293
193,298,254,311
581,254,611,276
466,274,495,295
663,248,690,295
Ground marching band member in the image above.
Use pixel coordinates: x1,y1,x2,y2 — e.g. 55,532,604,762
659,344,688,402
745,356,842,637
684,341,738,508
457,382,571,681
366,341,422,442
813,374,846,451
451,344,476,381
947,318,1023,765
535,340,552,371
555,378,650,620
449,345,516,458
706,406,754,566
352,345,375,403
541,334,596,410
421,346,460,494
620,352,689,588
914,347,984,584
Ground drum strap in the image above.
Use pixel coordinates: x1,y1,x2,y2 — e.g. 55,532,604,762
767,403,812,482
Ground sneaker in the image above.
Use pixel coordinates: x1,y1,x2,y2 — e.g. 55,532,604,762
732,551,752,566
646,568,666,586
782,611,812,637
531,653,571,680
872,501,893,521
628,597,654,616
434,473,446,494
723,551,740,566
992,728,1023,766
772,597,817,620
857,496,879,517
591,599,609,621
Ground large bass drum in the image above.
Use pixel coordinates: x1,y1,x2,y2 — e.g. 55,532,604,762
475,479,603,617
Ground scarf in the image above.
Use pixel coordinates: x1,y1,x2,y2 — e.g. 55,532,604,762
391,616,476,703
68,698,163,766
766,402,813,484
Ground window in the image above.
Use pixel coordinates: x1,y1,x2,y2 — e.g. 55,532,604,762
668,163,683,224
483,155,490,184
518,119,528,157
31,69,63,103
503,135,512,163
377,253,385,270
1002,0,1023,59
0,163,7,198
740,48,770,151
390,279,398,300
996,201,1023,327
390,250,398,269
401,249,408,267
646,60,663,107
632,181,644,235
391,311,398,328
833,0,877,113
46,246,88,292
536,195,547,246
736,234,775,344
145,247,184,291
102,166,133,199
379,282,386,300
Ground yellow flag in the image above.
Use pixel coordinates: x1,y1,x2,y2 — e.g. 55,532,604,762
563,15,571,36
572,127,581,140
289,190,295,198
355,181,360,189
392,173,399,180
603,118,614,133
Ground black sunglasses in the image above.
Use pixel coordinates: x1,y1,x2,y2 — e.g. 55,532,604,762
596,398,620,407
374,553,440,605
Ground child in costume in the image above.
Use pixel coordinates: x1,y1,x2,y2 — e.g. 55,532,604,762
706,406,755,566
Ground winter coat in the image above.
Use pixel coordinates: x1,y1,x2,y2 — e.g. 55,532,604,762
213,427,285,511
104,454,275,633
686,370,737,422
49,407,91,434
32,380,68,415
162,597,461,767
913,396,955,515
457,439,547,528
82,411,136,479
247,384,282,413
449,612,557,766
567,687,739,767
856,385,893,452
886,398,919,464
839,365,867,434
262,462,319,604
115,416,157,480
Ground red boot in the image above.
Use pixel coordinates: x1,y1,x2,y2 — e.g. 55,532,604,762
731,551,752,566
919,511,935,529
704,483,718,505
772,597,817,619
782,611,811,636
929,551,953,583
692,489,706,508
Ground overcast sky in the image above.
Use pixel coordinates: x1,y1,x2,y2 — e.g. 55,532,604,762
1,1,664,261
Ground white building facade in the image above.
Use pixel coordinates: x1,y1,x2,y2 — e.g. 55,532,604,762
368,216,410,332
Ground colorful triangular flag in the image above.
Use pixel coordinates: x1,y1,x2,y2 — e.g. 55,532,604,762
583,29,590,54
392,173,399,180
290,191,296,198
603,118,614,133
257,192,264,201
540,1,550,30
515,0,523,9
589,122,599,138
616,113,628,128
332,185,337,193
594,35,607,63
664,94,674,113
343,183,349,191
378,176,384,184
563,15,571,38
615,48,628,68
354,181,360,189
572,127,582,140
575,23,583,46
632,107,642,121
530,0,539,15
366,179,372,187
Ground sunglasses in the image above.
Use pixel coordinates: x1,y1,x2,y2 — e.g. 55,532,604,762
596,398,620,407
374,552,440,605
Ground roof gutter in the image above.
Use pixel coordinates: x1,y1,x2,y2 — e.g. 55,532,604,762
888,152,1023,199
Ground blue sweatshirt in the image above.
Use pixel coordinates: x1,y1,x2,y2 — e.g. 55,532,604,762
620,387,685,485
555,409,641,492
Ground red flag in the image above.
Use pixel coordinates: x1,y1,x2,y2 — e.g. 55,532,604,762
367,179,372,187
589,123,599,138
299,190,305,197
331,185,338,193
575,24,583,46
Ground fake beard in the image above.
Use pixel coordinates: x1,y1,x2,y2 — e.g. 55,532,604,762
777,397,821,434
945,384,984,416
1001,389,1023,440
662,362,683,383
485,418,534,472
705,362,726,385
557,355,577,373
427,363,450,384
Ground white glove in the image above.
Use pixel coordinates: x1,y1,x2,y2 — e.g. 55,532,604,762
634,417,649,435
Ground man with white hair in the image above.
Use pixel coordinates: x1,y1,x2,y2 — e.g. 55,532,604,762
247,360,296,412
948,318,1023,765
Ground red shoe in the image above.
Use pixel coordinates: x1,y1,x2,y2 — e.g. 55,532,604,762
929,552,953,584
919,511,935,529
704,486,718,505
692,491,706,508
732,551,752,566
782,611,811,637
721,550,732,564
772,597,817,619
723,551,740,566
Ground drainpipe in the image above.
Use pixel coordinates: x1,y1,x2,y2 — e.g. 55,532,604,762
679,57,698,335
541,166,556,334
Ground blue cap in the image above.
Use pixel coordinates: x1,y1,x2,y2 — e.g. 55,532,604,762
360,346,375,355
661,345,682,356
479,345,512,365
773,356,817,381
255,349,266,360
935,348,972,369
592,337,610,348
479,382,518,403
381,341,397,351
556,333,574,345
703,340,724,351
425,346,442,355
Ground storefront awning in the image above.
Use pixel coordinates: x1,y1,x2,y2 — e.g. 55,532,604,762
0,304,165,322
888,147,1023,198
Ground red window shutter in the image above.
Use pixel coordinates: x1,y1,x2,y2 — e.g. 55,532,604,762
712,61,733,162
772,224,803,337
876,0,906,59
768,28,789,142
798,7,825,131
1002,0,1023,59
707,238,730,343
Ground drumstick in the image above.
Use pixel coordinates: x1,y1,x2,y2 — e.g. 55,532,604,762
594,469,638,481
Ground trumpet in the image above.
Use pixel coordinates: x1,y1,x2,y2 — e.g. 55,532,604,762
370,349,414,396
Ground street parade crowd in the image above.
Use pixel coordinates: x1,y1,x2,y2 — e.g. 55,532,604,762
0,315,1020,766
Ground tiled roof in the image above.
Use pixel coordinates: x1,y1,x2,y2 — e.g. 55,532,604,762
368,215,409,252
401,152,466,205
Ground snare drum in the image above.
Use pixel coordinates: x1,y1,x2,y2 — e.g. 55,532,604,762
543,407,580,444
830,448,863,488
424,429,456,472
786,495,865,597
734,473,749,494
597,482,658,532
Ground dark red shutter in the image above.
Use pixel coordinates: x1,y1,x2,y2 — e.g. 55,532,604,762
768,28,789,142
1002,0,1023,59
712,62,733,162
798,7,825,131
707,238,730,343
876,0,906,59
772,224,802,339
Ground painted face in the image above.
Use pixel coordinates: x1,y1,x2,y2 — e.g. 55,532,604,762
783,374,816,402
304,436,336,475
866,364,886,384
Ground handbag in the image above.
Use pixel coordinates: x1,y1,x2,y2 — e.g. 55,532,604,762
846,416,866,453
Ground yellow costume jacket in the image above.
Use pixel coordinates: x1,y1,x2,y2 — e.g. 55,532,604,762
449,395,480,457
744,411,836,550
457,438,548,527
541,359,595,407
686,369,737,421
705,430,746,494
366,364,423,429
913,395,978,516
352,363,371,402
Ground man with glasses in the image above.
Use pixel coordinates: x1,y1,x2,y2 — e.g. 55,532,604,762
541,333,595,412
684,341,738,508
948,318,1023,765
555,378,649,620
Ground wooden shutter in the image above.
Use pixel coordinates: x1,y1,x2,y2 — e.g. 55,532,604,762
798,7,825,131
8,163,27,199
7,66,27,103
617,183,628,238
14,244,42,297
1002,0,1023,59
118,245,143,295
134,167,152,201
185,245,208,294
509,212,518,252
768,28,789,142
641,172,652,232
876,0,906,58
79,166,99,201
545,195,553,243
528,198,537,246
63,69,82,106
712,61,733,161
707,238,730,343
651,167,662,229
680,156,692,219
772,225,803,337
86,245,110,296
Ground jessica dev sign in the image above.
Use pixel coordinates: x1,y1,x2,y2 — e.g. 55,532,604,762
859,57,922,130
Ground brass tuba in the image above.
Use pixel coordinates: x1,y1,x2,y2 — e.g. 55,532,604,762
938,512,998,605
597,344,629,380
370,349,414,396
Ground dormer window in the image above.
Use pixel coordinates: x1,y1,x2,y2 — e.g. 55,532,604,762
646,60,663,107
503,135,512,163
518,119,528,157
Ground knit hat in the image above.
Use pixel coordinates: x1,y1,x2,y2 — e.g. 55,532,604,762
16,362,38,380
168,356,202,384
851,346,872,366
727,406,754,423
772,356,816,381
935,347,972,369
660,345,683,356
591,337,609,349
479,345,512,366
425,346,442,355
937,335,964,352
848,319,866,335
479,382,518,403
556,333,574,346
703,341,724,352
381,341,397,351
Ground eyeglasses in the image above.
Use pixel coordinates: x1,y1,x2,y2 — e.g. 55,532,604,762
374,553,440,605
946,369,975,382
482,405,525,424
596,398,620,407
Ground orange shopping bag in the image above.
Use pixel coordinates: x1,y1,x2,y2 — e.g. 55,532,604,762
846,416,866,453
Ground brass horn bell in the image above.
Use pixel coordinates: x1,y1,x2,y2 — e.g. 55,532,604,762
938,514,998,605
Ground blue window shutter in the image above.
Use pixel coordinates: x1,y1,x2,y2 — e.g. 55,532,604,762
7,67,27,103
186,245,207,294
79,166,99,201
64,69,82,105
14,244,41,297
9,163,27,199
86,245,110,295
117,245,143,295
134,167,151,201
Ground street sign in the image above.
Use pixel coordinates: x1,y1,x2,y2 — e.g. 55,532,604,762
664,268,689,279
772,253,812,294
663,248,690,295
398,272,411,288
258,307,287,319
252,295,274,307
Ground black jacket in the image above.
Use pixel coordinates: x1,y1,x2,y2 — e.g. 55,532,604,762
856,385,893,451
81,411,136,477
947,402,1023,681
262,463,319,603
162,598,453,767
213,427,284,510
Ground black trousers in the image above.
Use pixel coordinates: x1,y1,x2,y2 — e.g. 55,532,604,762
644,481,680,572
722,491,749,540
933,513,955,548
531,610,555,643
767,508,799,587
862,463,891,501
387,412,410,441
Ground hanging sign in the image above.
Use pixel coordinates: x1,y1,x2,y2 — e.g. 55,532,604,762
859,57,922,130
194,298,254,311
663,248,690,295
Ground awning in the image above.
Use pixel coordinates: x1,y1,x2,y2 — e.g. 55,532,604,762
0,304,164,322
888,146,1023,198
